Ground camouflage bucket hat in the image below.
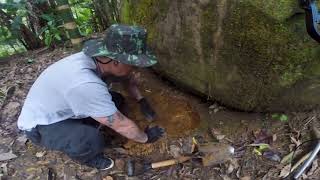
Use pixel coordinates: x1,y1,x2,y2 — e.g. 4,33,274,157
83,24,157,67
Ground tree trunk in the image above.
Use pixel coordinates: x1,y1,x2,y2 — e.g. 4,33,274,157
19,25,43,50
0,9,43,50
55,0,82,46
25,0,51,35
92,0,121,30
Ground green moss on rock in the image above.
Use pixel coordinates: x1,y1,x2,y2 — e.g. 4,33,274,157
120,0,320,112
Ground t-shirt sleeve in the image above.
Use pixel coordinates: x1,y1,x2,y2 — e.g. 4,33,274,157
66,82,117,118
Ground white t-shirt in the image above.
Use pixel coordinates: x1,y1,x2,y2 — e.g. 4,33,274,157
17,52,117,131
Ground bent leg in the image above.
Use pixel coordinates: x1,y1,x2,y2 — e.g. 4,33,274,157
34,119,105,163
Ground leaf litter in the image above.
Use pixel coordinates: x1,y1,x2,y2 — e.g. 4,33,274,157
0,47,319,179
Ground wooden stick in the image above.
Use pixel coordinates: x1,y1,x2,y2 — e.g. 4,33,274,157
151,156,191,169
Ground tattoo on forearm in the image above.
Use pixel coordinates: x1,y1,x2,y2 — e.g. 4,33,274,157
106,115,114,126
118,112,125,121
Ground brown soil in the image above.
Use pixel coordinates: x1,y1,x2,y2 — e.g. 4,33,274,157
124,80,201,138
0,48,319,179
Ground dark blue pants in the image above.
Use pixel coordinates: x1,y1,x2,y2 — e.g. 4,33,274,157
25,91,125,163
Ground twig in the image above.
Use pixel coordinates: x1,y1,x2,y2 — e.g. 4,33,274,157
290,152,312,173
302,116,316,131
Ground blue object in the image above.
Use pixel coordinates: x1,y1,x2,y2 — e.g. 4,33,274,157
300,0,320,43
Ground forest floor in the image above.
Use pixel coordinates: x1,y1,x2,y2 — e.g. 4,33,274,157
0,48,320,180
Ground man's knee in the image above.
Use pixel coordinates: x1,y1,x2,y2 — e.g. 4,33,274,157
65,126,105,162
37,122,106,162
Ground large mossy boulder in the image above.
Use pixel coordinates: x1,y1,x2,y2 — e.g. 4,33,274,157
121,0,320,112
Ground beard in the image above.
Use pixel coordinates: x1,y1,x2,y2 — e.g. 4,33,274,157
102,74,129,84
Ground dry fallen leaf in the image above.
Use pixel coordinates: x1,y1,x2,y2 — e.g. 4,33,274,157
290,136,301,147
211,128,226,141
16,135,28,145
35,151,46,158
227,159,239,174
240,176,251,180
0,163,8,176
272,134,277,142
279,164,291,178
169,145,181,158
102,176,113,180
307,159,318,176
281,151,294,164
0,152,17,161
221,174,232,180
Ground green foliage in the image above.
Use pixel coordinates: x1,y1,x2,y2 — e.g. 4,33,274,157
38,14,64,46
271,113,289,122
0,26,25,57
0,0,28,57
73,7,93,35
69,0,94,36
0,0,105,57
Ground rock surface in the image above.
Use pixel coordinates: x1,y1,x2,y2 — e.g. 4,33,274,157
120,0,320,111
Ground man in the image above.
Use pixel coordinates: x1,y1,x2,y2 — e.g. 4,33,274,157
17,24,165,170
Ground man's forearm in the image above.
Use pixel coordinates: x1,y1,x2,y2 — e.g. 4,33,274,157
117,122,148,143
128,84,143,101
94,111,147,143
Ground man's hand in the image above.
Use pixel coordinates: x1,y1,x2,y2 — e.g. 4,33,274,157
138,98,156,121
144,126,165,143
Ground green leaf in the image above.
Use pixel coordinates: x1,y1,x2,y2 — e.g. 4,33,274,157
271,114,279,119
27,59,34,64
54,34,61,41
44,35,52,46
253,148,262,156
47,21,53,26
38,26,48,36
252,143,271,156
40,14,55,22
11,16,22,30
279,114,288,122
